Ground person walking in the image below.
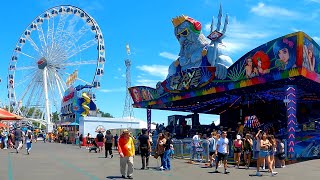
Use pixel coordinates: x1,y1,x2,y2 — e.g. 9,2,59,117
26,130,32,155
118,129,135,179
162,132,173,171
155,133,166,170
14,127,24,153
105,130,113,158
233,134,243,168
86,133,91,149
243,133,253,169
208,131,217,167
215,131,230,174
138,128,151,170
114,134,119,150
79,133,83,148
96,131,104,153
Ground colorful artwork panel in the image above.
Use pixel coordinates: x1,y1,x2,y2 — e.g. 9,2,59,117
303,35,320,73
227,33,299,82
129,86,159,103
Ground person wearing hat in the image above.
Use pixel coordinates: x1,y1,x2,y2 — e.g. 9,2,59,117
118,129,135,179
233,134,243,168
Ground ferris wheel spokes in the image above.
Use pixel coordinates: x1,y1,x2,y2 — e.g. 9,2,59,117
61,60,97,67
54,13,68,45
67,38,97,59
36,20,47,54
19,51,38,60
25,36,42,55
13,69,38,88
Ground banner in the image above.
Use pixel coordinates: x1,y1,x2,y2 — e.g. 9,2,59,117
161,66,216,93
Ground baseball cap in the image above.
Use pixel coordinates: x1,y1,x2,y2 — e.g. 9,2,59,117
236,135,241,140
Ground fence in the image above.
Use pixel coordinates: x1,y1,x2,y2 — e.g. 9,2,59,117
171,138,289,162
172,139,210,162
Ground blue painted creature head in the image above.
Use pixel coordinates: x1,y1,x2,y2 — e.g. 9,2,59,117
172,15,208,51
273,37,297,70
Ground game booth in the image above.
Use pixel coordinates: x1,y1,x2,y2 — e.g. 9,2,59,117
128,11,320,161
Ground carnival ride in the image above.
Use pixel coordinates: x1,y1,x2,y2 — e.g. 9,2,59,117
7,5,105,131
129,6,320,159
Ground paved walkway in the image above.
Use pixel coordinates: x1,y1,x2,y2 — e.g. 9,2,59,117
0,142,319,180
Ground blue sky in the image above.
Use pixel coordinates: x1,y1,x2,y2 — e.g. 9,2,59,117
1,0,320,125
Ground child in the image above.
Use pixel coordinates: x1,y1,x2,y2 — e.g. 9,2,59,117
89,140,98,153
170,144,175,159
26,131,32,155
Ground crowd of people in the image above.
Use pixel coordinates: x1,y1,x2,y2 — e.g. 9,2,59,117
189,129,286,176
1,124,289,179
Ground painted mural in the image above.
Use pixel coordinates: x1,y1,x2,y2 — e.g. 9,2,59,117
228,34,298,82
129,86,159,104
302,35,320,73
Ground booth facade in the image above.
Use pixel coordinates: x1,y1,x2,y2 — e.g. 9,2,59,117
129,32,320,160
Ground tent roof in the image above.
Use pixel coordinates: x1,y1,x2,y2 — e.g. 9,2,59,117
0,108,22,120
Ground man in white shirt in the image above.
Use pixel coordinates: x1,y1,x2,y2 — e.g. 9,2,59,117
215,131,229,174
191,133,202,161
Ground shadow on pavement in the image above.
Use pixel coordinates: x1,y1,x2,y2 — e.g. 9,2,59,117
106,175,124,179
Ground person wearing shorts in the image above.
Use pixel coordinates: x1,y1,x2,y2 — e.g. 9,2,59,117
215,131,230,174
96,131,104,153
243,133,253,169
208,132,217,167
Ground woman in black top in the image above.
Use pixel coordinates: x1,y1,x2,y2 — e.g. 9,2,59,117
138,129,151,169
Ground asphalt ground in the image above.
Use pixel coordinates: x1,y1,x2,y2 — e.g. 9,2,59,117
0,142,319,180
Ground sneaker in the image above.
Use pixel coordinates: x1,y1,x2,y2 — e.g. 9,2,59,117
224,170,230,174
127,176,133,179
159,166,164,171
256,171,262,176
214,169,219,173
111,154,113,158
271,172,278,176
121,175,126,178
281,165,286,168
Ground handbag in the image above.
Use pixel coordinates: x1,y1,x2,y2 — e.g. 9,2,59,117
154,153,159,159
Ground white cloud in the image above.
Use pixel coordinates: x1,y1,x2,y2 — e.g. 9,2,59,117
159,52,179,60
136,65,168,79
313,36,320,43
308,0,320,3
135,79,160,88
117,68,121,71
215,17,271,57
291,28,303,32
99,88,126,93
204,23,211,32
250,2,299,18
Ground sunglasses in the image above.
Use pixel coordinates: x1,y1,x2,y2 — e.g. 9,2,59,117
176,28,189,38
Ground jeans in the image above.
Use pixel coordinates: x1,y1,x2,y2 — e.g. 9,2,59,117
4,138,8,149
162,150,171,170
191,146,199,161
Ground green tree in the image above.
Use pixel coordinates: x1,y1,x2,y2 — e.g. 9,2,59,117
98,110,113,118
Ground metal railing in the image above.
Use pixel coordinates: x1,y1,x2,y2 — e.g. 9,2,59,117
172,139,210,162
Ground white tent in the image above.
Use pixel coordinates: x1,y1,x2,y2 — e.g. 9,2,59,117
79,116,156,136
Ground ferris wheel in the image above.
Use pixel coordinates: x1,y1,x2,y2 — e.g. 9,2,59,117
7,5,105,127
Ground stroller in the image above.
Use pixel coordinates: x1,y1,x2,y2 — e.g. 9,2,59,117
89,140,98,153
